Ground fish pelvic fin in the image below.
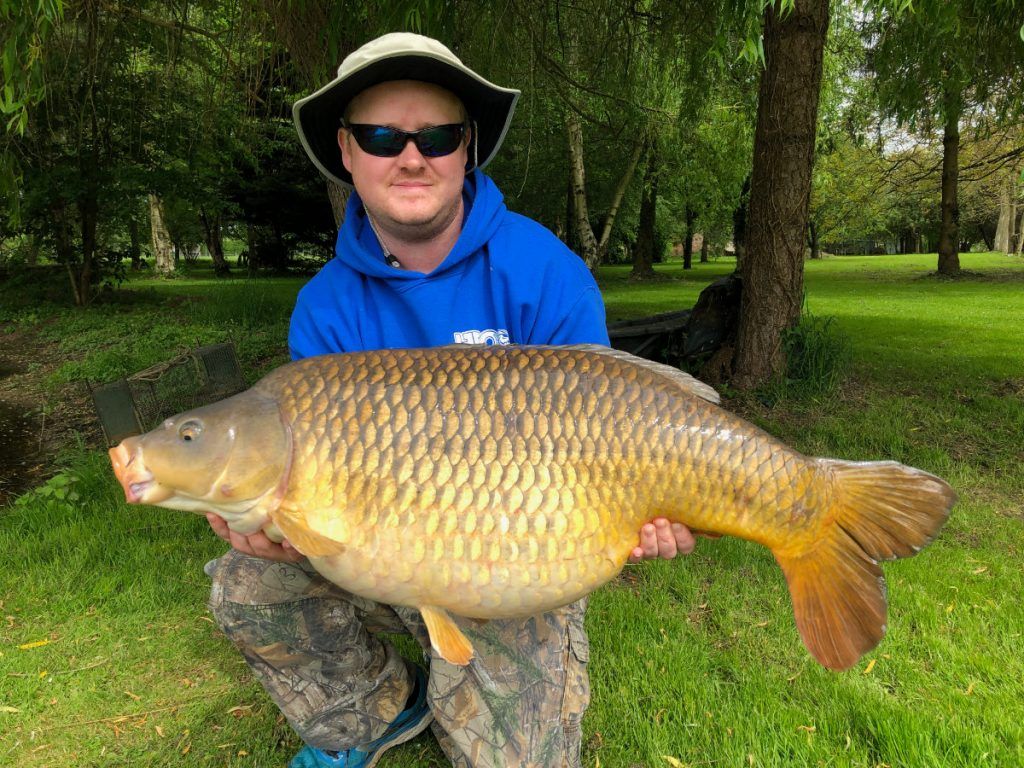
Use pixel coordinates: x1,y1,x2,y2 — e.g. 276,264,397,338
420,606,475,666
775,459,956,671
269,507,346,557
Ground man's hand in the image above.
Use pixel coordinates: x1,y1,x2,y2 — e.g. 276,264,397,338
206,513,305,563
628,518,696,563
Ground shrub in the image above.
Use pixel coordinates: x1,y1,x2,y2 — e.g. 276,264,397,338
765,310,850,402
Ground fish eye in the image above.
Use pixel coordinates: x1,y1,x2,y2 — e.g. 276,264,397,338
178,420,203,442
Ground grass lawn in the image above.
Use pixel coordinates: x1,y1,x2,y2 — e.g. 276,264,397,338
1,252,1022,767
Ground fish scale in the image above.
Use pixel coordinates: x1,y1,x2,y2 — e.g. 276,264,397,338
267,348,807,613
110,344,955,669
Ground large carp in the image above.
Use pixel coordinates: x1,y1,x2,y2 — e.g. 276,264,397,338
109,345,954,670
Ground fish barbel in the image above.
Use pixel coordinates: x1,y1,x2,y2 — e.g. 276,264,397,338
109,345,955,670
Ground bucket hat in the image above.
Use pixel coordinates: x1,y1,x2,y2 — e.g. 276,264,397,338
293,32,521,188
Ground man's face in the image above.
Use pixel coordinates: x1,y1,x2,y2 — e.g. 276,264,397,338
339,80,469,241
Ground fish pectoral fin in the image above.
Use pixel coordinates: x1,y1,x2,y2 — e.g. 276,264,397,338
420,606,474,666
269,510,346,558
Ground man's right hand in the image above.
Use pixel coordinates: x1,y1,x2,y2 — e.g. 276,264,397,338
206,512,305,563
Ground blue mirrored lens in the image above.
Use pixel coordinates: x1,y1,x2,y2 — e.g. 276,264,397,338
349,124,464,158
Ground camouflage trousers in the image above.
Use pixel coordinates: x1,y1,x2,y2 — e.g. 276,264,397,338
207,550,590,767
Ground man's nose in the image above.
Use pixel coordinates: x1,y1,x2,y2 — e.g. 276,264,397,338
395,137,427,167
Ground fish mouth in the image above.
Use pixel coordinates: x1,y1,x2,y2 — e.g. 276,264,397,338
108,442,172,505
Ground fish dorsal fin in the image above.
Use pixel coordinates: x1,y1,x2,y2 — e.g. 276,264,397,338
420,605,475,665
270,506,346,558
444,343,720,404
557,344,721,404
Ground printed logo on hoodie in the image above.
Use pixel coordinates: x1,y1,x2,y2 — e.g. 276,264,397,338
453,328,510,345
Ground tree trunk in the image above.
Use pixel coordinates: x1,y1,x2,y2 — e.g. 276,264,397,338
327,181,350,229
630,141,659,280
128,214,141,270
995,177,1011,253
245,223,288,275
246,222,258,277
566,110,600,269
52,201,77,303
809,220,820,259
731,0,830,390
936,87,962,275
75,190,98,306
900,226,919,254
200,208,231,277
597,139,646,259
733,174,751,269
66,1,100,307
1015,208,1024,255
1008,193,1018,255
52,202,74,265
700,236,709,263
149,194,175,276
979,227,994,252
26,235,40,267
682,205,696,270
563,178,576,250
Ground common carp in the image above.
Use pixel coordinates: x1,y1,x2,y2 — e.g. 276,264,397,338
108,345,955,670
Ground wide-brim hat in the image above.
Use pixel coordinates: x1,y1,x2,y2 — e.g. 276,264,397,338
293,32,521,188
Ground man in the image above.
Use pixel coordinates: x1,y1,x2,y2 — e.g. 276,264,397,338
205,33,695,768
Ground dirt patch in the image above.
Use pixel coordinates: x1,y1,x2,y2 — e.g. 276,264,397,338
915,267,1024,283
992,378,1024,399
0,398,40,503
0,325,101,505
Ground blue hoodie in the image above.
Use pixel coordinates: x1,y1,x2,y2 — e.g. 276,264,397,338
288,171,609,359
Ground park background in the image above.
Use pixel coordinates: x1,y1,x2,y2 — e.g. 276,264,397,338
1,1,1023,766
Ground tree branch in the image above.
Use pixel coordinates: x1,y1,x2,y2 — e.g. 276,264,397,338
105,3,233,58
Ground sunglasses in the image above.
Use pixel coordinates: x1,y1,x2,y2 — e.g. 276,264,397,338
345,123,466,158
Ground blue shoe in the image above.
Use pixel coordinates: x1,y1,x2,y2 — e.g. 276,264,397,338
288,666,432,768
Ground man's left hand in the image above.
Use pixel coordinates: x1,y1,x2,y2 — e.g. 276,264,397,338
628,518,696,563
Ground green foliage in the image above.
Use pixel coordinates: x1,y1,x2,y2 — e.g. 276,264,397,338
0,0,769,292
0,0,62,224
738,1,800,67
0,0,62,135
868,0,1024,129
11,470,81,511
775,310,851,401
3,0,1020,302
457,0,760,256
811,134,926,251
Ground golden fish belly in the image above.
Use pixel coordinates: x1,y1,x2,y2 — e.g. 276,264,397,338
263,345,820,618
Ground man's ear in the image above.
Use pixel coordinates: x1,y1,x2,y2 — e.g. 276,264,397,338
338,128,352,173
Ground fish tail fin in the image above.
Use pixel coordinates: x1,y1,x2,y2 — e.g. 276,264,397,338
774,460,955,670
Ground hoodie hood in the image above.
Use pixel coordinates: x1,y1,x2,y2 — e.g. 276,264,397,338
334,170,506,280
